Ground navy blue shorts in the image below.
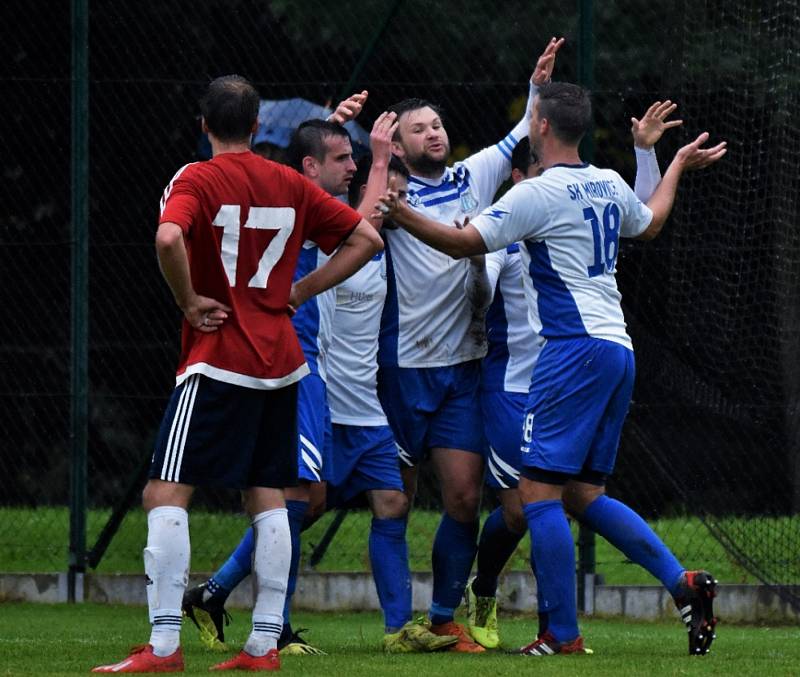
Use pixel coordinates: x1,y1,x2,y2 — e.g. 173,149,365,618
296,373,332,483
150,374,298,489
327,424,404,504
377,361,484,466
520,337,635,478
481,389,526,489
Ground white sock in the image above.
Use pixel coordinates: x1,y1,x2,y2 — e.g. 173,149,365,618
244,508,290,657
145,506,189,657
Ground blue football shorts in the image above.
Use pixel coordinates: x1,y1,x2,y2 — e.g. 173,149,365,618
377,360,484,467
327,424,404,505
149,374,298,489
481,389,527,490
520,336,635,478
296,372,332,483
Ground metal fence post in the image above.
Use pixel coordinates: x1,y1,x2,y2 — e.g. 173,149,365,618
576,0,597,615
68,0,90,603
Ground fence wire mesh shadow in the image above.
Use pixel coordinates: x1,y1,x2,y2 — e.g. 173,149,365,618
1,0,798,611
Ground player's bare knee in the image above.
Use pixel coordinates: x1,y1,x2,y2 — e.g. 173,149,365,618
563,482,604,517
142,479,192,512
371,490,409,520
502,504,527,534
444,490,481,522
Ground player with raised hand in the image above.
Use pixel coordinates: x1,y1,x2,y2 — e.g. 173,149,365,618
92,74,381,674
464,102,689,649
323,148,459,653
376,81,725,657
376,36,564,653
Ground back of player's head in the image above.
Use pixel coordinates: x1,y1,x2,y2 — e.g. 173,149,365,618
511,137,538,173
348,154,409,208
537,82,592,145
200,75,259,143
388,98,444,138
287,119,352,172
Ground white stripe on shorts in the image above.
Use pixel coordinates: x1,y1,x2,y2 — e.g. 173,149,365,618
161,374,199,482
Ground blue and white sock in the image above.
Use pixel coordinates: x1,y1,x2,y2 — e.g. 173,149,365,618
429,513,479,626
369,517,412,633
523,500,579,643
205,528,254,603
472,507,525,598
581,495,684,596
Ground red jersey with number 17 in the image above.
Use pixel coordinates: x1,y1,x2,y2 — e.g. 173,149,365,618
159,150,361,390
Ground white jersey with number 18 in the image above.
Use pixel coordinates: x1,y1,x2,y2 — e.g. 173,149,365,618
473,163,653,350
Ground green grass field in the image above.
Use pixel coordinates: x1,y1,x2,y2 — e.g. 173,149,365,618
0,507,757,585
1,603,798,676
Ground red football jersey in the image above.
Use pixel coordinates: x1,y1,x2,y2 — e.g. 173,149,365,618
159,151,361,389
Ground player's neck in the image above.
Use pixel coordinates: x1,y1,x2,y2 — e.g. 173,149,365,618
538,142,582,171
209,137,252,157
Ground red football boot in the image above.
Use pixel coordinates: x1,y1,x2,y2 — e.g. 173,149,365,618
209,648,280,671
92,644,184,673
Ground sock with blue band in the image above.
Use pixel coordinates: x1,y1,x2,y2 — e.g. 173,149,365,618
580,495,684,596
281,499,308,634
369,517,412,632
429,513,479,626
471,506,525,598
206,528,254,603
523,500,579,642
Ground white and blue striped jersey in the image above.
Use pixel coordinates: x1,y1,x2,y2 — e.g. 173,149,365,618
473,163,653,350
292,242,335,381
327,251,389,426
482,245,543,393
379,85,536,368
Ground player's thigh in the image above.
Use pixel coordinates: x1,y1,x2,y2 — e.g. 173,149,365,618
330,425,404,507
428,360,484,455
249,380,299,489
296,373,330,484
377,365,442,466
431,447,484,520
150,374,275,489
521,338,630,476
481,389,526,491
583,347,636,477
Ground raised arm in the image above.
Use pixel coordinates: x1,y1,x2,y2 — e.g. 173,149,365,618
631,100,683,201
465,37,565,204
328,90,368,125
357,111,399,227
638,132,727,241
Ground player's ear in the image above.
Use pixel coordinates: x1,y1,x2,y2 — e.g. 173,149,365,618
302,155,318,177
250,120,258,135
391,140,405,159
511,168,524,184
201,117,209,134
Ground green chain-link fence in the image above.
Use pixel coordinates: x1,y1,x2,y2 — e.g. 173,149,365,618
2,0,798,608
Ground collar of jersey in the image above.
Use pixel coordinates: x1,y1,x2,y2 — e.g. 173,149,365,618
548,162,590,170
408,168,451,187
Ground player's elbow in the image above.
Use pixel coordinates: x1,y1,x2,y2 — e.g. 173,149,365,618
635,213,666,241
355,219,384,255
155,222,184,252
